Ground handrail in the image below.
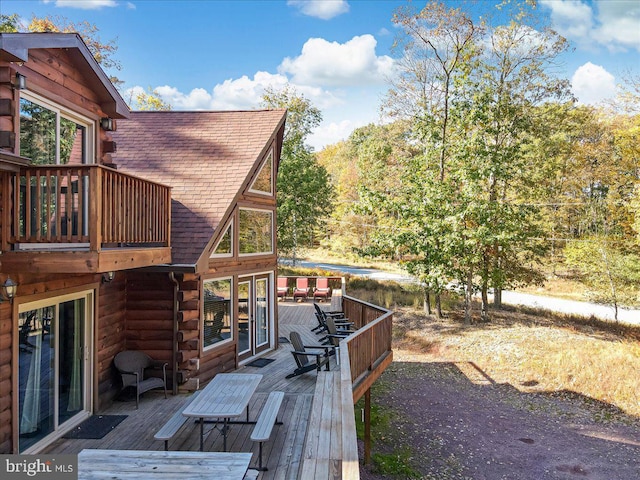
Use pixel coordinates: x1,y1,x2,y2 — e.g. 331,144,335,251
338,294,394,478
7,164,171,250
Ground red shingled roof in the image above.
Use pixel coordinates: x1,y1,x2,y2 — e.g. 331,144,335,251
112,109,286,266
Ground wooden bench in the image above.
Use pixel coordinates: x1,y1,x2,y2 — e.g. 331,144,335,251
154,390,201,451
250,391,285,471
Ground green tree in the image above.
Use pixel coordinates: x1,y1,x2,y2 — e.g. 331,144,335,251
261,86,332,264
0,14,20,32
132,87,172,111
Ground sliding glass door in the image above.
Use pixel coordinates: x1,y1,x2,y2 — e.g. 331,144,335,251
18,291,92,452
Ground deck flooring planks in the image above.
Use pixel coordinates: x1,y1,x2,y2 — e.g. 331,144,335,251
42,301,348,479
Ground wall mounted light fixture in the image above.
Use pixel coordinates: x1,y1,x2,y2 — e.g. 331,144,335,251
15,73,26,90
1,277,17,303
100,117,115,131
102,271,115,283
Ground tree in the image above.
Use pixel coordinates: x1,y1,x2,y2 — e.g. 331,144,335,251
0,14,20,32
132,87,172,111
261,86,332,264
27,15,123,87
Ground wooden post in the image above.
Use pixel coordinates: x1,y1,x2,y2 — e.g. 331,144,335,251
364,387,371,464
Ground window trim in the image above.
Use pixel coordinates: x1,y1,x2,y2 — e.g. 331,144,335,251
248,149,274,196
19,91,95,165
238,207,274,257
210,221,234,259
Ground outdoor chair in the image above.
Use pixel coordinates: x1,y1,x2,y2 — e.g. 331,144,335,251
312,303,353,335
312,277,332,302
277,277,289,301
292,277,310,302
114,350,168,409
286,331,336,379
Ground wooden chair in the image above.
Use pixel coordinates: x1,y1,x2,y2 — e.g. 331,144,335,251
277,277,289,301
286,332,335,379
292,277,310,302
313,278,332,302
114,351,168,409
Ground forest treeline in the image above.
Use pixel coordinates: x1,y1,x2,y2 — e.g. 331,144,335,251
311,1,640,323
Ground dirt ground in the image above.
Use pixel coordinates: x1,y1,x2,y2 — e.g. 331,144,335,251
358,333,640,479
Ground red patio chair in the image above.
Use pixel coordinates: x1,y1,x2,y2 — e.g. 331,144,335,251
313,277,332,302
292,277,310,302
277,277,289,301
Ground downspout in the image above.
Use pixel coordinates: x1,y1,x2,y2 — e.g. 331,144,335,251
169,272,179,395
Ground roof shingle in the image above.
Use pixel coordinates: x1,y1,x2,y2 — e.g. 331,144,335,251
112,109,286,266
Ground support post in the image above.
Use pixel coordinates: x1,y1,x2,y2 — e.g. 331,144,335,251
364,388,371,464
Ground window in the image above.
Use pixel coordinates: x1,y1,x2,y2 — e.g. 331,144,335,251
203,278,232,349
249,150,273,195
210,222,233,258
239,208,273,255
19,94,93,165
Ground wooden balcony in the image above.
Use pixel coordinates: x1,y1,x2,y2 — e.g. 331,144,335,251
0,164,172,273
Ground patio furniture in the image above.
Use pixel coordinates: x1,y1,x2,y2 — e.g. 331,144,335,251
154,391,201,451
292,277,310,302
277,277,289,301
313,277,332,302
286,331,335,379
182,373,262,451
113,350,168,409
250,391,284,471
312,303,354,337
78,449,252,480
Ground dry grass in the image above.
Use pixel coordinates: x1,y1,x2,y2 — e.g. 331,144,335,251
394,306,640,418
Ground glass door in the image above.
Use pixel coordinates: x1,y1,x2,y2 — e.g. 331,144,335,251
237,274,273,362
237,280,252,357
18,291,92,452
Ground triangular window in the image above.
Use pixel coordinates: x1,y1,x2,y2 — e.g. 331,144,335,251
249,150,273,195
211,222,233,257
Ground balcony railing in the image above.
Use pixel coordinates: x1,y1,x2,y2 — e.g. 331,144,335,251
5,164,171,251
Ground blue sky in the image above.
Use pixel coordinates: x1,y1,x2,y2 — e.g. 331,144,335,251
2,0,639,150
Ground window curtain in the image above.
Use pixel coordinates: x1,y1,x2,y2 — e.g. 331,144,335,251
67,300,82,412
20,331,42,435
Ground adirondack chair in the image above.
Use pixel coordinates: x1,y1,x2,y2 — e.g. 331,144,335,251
277,277,289,301
292,277,310,302
312,302,353,335
286,332,335,379
312,277,332,302
114,351,168,409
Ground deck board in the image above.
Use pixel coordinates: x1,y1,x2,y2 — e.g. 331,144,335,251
43,300,343,479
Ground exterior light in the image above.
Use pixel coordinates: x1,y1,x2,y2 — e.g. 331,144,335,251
1,277,17,303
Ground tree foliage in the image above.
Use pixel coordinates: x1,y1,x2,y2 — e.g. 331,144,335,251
261,86,333,263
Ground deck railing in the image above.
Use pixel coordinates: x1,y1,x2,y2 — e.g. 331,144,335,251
339,295,393,478
6,165,171,250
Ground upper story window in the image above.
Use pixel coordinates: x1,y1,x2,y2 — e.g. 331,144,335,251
248,149,273,195
239,208,273,255
210,222,233,258
19,94,93,165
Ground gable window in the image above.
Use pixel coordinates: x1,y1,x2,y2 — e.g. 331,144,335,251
239,208,273,255
210,222,233,258
249,150,273,195
203,278,232,349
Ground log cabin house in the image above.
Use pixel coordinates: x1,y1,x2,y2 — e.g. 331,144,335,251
0,32,286,454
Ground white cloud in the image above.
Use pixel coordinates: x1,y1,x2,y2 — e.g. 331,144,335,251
279,35,395,87
308,119,356,151
287,0,349,20
541,0,640,52
571,62,617,104
44,0,117,9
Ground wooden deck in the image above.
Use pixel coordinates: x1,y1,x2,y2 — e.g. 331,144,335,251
43,299,342,480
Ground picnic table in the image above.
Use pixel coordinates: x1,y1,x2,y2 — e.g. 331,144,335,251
78,449,252,479
182,373,263,451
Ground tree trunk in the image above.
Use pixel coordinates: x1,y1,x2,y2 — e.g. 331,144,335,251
464,270,473,324
481,283,490,322
493,287,502,309
435,292,443,318
424,288,432,315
